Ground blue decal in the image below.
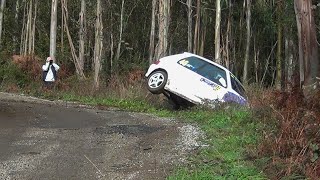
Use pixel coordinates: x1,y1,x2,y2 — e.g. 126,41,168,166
200,78,220,90
222,92,247,105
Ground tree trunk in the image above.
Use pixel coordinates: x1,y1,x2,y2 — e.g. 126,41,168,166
225,0,233,69
115,0,124,68
31,0,37,55
285,29,294,90
149,0,156,64
50,0,58,58
93,0,103,89
20,0,36,56
0,0,6,48
13,0,20,53
294,0,320,98
79,0,86,77
61,0,86,79
214,0,221,64
193,0,200,54
243,0,251,84
275,0,283,90
187,0,192,52
156,0,170,60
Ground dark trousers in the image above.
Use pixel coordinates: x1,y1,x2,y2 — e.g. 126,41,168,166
43,81,54,89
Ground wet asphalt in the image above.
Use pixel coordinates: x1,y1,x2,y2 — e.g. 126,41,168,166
0,97,183,180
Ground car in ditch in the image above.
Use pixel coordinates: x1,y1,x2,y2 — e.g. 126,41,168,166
145,52,247,108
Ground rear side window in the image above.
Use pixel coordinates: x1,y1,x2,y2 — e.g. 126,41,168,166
178,56,227,88
230,73,246,97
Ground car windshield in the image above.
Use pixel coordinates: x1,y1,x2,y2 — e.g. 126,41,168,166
230,73,246,97
178,56,227,88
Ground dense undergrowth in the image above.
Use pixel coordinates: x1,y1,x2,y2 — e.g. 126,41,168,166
1,55,320,179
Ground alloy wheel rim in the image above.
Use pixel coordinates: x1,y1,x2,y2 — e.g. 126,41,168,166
148,73,165,88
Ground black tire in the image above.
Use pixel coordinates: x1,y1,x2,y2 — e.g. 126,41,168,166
147,70,168,94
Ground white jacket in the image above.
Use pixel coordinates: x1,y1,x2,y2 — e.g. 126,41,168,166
42,62,60,82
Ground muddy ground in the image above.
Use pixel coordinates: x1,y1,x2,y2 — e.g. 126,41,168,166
0,92,203,180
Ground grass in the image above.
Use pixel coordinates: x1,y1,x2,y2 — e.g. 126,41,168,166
167,108,267,180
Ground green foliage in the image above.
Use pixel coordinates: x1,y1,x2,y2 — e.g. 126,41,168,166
0,59,30,89
169,108,267,179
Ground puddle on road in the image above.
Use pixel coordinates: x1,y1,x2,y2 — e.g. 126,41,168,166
93,125,165,136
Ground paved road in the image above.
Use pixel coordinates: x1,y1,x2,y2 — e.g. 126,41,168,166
0,93,200,180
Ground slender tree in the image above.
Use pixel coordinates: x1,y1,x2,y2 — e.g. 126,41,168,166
61,0,86,79
193,0,200,54
115,0,125,66
243,0,251,84
50,0,58,58
93,0,103,89
0,0,6,48
79,0,86,77
187,0,192,52
149,0,156,64
13,0,20,53
275,0,283,89
214,0,221,63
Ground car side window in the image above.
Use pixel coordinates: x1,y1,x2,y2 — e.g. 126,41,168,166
230,73,246,97
178,56,227,88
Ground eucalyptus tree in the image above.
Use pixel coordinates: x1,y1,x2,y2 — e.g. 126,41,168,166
0,0,5,48
93,0,103,89
61,0,86,79
149,0,156,64
187,0,193,52
50,0,58,58
243,0,251,84
214,0,221,63
156,0,170,60
294,0,319,98
19,0,38,55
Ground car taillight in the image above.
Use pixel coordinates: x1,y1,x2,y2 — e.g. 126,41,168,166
153,60,160,65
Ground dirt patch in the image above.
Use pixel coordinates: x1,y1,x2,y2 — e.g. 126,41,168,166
0,92,204,179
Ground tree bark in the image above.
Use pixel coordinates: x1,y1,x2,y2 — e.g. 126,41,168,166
275,0,283,90
294,0,320,98
13,0,20,53
115,0,124,67
243,0,251,84
79,0,86,77
193,0,200,54
149,0,156,64
50,0,58,58
187,0,192,52
93,0,103,89
61,0,86,79
214,0,221,63
225,0,233,69
0,0,6,48
156,0,170,60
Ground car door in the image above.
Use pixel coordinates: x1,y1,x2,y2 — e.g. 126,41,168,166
192,60,229,103
168,56,228,104
165,57,204,103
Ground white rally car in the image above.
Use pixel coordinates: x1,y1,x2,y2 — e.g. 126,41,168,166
145,52,247,108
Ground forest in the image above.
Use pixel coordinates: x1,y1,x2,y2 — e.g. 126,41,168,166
0,0,320,179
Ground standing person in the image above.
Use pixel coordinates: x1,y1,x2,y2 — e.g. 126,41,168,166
42,56,60,89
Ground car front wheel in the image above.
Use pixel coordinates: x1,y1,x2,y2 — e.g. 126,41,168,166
147,70,167,94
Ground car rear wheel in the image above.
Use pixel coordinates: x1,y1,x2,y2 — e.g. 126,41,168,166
147,70,167,94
